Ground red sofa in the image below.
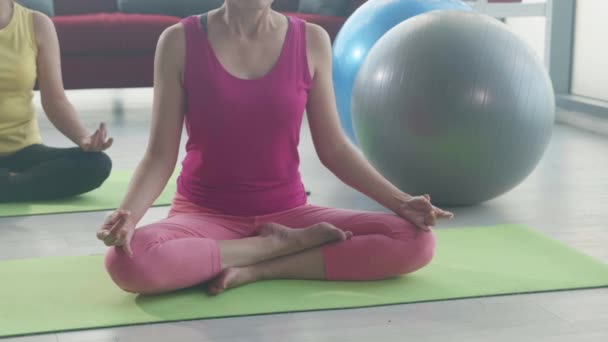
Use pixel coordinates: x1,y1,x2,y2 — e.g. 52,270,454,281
53,0,369,89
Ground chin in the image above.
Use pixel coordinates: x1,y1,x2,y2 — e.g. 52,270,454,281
227,0,274,10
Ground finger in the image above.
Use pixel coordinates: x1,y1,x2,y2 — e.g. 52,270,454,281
417,224,431,232
108,224,125,242
109,211,132,238
412,197,433,211
437,211,454,219
425,214,437,227
99,212,126,243
117,229,133,247
100,124,108,146
108,209,122,220
87,130,99,150
91,128,101,141
105,226,128,245
105,210,123,226
435,207,454,219
103,235,118,246
424,194,431,201
94,125,105,145
122,243,134,257
99,212,122,236
414,217,431,232
81,141,91,152
102,137,114,150
112,237,124,248
97,229,110,241
108,214,128,236
115,229,130,245
97,136,106,151
93,129,104,150
104,225,128,246
123,233,134,257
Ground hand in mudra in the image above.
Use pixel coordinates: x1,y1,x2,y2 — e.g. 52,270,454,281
97,209,135,256
80,123,113,152
397,195,453,231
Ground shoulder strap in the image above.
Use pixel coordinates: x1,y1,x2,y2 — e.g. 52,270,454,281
199,13,209,33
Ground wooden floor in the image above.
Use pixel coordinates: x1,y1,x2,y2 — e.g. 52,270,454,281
1,89,607,342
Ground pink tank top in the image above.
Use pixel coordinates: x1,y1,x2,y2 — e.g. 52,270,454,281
177,15,312,217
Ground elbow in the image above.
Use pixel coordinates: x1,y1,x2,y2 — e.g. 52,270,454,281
319,152,336,169
40,93,68,112
143,147,178,171
40,98,56,115
318,141,350,169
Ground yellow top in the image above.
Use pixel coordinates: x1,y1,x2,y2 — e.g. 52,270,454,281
0,2,41,155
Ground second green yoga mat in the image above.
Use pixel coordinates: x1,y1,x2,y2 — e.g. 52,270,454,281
2,225,608,338
0,170,176,218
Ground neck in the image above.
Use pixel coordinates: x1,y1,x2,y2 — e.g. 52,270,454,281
220,2,274,37
0,0,13,28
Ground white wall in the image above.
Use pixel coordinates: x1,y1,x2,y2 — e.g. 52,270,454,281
505,16,546,62
571,0,608,102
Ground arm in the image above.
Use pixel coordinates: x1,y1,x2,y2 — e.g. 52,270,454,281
304,24,452,229
116,24,187,224
97,24,186,254
304,24,408,213
33,12,111,151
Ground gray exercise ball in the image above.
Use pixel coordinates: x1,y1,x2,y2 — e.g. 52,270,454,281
352,10,555,206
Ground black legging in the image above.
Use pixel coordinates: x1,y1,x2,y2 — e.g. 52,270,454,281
0,144,112,202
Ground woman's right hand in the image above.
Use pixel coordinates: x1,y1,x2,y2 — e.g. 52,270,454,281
97,209,136,257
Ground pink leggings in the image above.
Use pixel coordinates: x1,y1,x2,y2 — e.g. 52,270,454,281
105,194,436,294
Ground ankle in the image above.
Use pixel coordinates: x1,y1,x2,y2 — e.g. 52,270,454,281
247,264,268,281
260,234,283,255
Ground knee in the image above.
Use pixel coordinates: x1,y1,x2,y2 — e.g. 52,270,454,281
412,230,436,269
80,152,112,188
393,224,436,276
104,247,158,295
89,152,112,184
105,248,139,293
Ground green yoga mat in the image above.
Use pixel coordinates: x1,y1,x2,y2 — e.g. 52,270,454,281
2,225,608,338
0,170,176,218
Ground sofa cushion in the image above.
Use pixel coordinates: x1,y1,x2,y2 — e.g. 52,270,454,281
118,0,223,17
272,0,300,12
54,0,118,16
16,0,54,16
61,55,155,89
349,0,368,14
53,13,179,55
298,0,351,17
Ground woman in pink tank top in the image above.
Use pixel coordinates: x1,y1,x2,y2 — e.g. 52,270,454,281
97,0,453,295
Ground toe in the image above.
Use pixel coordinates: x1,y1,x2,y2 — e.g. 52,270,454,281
207,285,218,296
208,282,224,296
334,227,350,241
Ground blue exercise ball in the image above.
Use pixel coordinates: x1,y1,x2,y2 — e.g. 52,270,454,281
333,0,472,143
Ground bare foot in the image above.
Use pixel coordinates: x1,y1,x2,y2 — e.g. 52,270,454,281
207,267,257,296
208,223,352,295
259,222,352,256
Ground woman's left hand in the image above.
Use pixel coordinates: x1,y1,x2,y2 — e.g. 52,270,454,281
79,123,114,152
396,194,454,231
